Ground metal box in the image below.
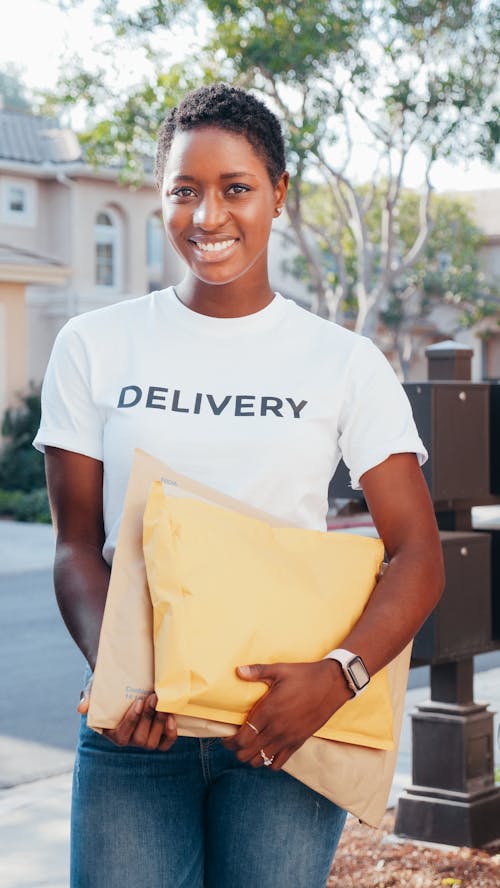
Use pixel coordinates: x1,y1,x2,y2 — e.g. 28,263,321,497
328,459,365,503
483,528,500,640
412,531,491,664
490,383,500,495
425,342,473,381
404,382,490,501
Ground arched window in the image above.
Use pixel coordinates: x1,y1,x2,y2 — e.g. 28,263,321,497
95,209,121,288
146,213,164,291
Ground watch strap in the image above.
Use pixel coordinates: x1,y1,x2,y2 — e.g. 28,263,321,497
323,648,370,696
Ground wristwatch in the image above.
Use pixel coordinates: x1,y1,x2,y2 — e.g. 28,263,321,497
323,648,370,697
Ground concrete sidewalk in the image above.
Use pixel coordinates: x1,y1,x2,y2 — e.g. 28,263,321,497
0,773,72,888
1,517,499,888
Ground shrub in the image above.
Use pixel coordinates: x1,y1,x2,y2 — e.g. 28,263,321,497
0,489,23,515
0,384,46,492
0,487,51,523
0,386,51,522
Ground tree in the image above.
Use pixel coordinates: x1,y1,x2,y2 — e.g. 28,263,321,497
0,65,32,111
378,193,500,378
281,185,500,376
48,1,500,341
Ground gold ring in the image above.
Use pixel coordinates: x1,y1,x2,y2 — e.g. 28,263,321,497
245,720,260,735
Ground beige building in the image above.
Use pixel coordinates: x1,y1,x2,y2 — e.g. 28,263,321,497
456,189,500,379
0,244,69,426
412,189,500,381
0,110,184,421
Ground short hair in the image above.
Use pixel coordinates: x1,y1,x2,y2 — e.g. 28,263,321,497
155,83,286,188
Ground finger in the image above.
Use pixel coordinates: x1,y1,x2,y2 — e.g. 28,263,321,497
77,676,93,714
270,747,293,771
245,719,261,737
157,714,178,751
77,691,90,715
248,746,279,769
131,693,159,746
105,696,146,746
222,718,264,752
248,750,267,769
230,721,280,763
140,710,170,750
232,740,260,763
136,700,177,750
229,724,294,768
225,705,289,760
237,663,280,686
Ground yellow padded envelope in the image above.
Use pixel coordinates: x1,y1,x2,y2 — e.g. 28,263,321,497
143,481,394,749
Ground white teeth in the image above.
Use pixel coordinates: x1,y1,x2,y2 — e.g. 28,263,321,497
194,239,236,253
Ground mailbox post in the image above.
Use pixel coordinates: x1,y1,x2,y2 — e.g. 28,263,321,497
394,342,500,847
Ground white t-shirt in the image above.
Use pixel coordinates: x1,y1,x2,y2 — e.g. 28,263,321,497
34,288,426,564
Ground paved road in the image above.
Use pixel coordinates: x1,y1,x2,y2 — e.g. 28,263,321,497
0,568,83,788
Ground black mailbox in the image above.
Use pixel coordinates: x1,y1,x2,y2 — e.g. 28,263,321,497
328,459,365,502
490,382,500,495
404,382,490,501
482,528,500,641
412,531,491,664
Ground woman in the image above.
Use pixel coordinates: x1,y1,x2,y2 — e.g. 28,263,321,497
35,83,443,887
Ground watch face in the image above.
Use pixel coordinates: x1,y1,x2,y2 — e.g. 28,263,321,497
348,656,370,690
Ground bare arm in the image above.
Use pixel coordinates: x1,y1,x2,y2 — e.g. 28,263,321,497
224,453,444,769
337,452,444,675
45,447,109,671
45,446,177,750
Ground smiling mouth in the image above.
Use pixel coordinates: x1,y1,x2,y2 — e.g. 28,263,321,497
189,238,237,254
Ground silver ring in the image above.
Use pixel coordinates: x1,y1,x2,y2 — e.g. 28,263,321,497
260,749,275,767
246,720,260,735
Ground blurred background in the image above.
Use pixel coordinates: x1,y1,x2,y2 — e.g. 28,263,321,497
0,4,499,883
0,0,499,729
0,0,499,757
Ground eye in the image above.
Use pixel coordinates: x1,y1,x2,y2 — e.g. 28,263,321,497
169,186,196,199
226,184,251,195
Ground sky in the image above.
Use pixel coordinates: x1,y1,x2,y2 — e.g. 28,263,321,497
2,1,113,92
1,0,499,194
1,0,198,98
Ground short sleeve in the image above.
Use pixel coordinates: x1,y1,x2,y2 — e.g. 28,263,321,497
338,337,427,490
33,320,105,460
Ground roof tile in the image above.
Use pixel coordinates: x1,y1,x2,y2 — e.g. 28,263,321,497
0,111,82,163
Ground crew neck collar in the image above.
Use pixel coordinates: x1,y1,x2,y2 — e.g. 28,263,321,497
156,287,287,335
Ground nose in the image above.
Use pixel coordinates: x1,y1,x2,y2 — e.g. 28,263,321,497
193,192,228,230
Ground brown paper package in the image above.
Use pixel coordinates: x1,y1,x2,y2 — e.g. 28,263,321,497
87,449,412,827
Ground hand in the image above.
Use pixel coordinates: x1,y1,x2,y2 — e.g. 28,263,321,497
222,660,352,771
77,674,94,715
103,694,178,750
77,680,177,751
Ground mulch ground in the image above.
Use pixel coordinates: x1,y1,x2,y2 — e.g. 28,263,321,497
327,811,500,887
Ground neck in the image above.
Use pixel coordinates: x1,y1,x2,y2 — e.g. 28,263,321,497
174,275,275,319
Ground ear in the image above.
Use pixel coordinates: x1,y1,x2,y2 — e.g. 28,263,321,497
273,171,289,217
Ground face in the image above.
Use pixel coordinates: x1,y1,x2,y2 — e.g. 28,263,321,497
161,126,288,290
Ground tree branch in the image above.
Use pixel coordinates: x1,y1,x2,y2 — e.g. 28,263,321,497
396,152,435,279
285,181,330,317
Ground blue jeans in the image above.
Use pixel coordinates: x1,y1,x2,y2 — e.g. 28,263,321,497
71,717,347,887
